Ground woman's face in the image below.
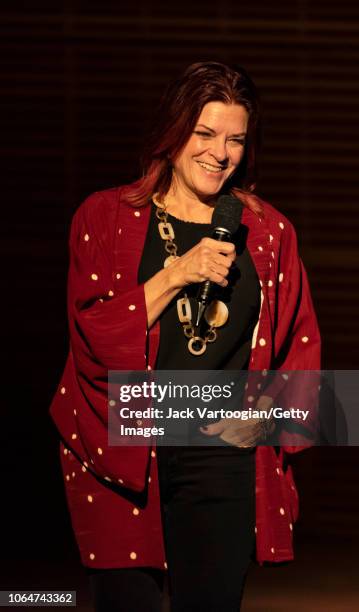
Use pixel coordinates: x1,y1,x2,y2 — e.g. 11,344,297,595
172,101,249,200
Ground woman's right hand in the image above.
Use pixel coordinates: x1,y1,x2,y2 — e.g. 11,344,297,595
144,237,236,328
168,237,236,290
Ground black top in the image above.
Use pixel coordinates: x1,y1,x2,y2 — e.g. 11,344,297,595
138,203,261,445
138,202,261,371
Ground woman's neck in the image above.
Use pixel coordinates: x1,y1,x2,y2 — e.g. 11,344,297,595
164,185,215,224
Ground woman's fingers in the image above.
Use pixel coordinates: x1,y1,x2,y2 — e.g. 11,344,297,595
184,240,236,283
221,428,259,447
199,420,227,435
208,270,229,287
168,238,236,290
200,236,235,254
200,418,264,448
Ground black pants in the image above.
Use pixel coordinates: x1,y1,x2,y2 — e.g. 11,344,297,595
89,445,256,612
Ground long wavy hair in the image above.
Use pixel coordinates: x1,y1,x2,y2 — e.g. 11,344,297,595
125,61,262,214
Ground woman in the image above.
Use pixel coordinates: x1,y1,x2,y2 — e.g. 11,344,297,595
50,62,321,611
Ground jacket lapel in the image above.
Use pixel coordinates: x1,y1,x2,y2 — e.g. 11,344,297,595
242,206,274,368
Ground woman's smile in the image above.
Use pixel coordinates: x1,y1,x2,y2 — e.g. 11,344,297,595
196,160,226,174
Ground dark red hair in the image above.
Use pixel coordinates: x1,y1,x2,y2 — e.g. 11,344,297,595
125,62,262,215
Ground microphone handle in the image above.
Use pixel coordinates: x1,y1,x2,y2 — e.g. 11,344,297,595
197,227,232,309
196,227,231,327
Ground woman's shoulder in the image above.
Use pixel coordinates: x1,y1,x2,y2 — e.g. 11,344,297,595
70,181,143,230
73,185,123,221
246,193,297,242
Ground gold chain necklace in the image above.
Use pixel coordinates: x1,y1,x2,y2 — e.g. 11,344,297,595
153,197,229,356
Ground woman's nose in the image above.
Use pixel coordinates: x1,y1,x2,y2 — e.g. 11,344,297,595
209,138,228,164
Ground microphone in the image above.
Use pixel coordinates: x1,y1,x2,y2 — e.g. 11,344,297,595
195,195,243,326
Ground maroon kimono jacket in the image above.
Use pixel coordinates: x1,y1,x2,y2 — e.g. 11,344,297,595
50,184,321,569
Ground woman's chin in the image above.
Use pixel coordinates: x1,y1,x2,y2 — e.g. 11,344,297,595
192,181,223,200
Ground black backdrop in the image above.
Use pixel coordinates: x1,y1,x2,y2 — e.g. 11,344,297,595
2,0,359,599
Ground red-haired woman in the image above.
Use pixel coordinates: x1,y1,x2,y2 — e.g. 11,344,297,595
50,62,320,612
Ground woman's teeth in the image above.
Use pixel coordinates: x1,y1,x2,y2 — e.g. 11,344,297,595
197,161,223,173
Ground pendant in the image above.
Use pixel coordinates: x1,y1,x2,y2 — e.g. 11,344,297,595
183,324,193,339
206,329,217,343
177,297,192,323
188,337,207,356
158,221,175,240
204,300,229,328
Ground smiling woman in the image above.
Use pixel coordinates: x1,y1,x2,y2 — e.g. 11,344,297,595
50,62,321,612
167,102,248,218
129,61,260,218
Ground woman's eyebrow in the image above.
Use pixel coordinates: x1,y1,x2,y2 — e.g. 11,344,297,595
195,123,246,137
196,123,216,133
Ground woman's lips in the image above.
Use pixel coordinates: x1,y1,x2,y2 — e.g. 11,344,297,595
196,160,225,175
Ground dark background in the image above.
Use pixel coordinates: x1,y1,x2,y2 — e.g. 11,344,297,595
1,1,359,610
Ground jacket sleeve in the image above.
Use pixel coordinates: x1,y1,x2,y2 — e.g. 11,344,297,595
274,221,321,371
68,193,148,374
64,192,150,487
267,220,321,452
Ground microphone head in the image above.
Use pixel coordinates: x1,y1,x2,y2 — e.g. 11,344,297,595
211,195,243,235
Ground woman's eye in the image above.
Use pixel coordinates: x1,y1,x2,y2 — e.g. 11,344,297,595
194,131,245,145
194,131,212,137
230,138,245,145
